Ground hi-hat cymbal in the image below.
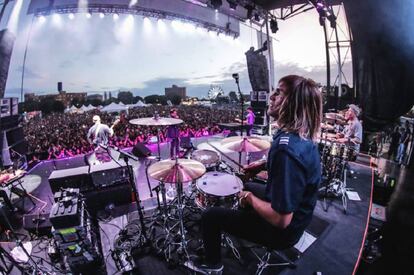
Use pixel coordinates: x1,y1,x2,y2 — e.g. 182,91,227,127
129,117,183,126
221,136,271,153
148,159,206,183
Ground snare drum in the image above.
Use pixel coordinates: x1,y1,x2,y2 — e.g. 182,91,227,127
195,172,243,209
191,149,221,170
329,143,344,157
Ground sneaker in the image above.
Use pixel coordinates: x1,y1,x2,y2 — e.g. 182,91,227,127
184,257,223,275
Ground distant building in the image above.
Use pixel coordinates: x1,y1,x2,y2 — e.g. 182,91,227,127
24,91,86,107
165,85,186,98
24,93,37,102
56,91,87,107
87,94,103,102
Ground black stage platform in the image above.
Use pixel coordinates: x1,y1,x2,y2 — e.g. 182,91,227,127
1,135,373,275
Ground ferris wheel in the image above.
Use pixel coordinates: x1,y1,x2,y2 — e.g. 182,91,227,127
208,85,224,100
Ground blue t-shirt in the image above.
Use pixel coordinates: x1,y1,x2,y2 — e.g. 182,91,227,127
265,130,321,242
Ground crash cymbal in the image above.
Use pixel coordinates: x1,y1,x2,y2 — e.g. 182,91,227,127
129,117,183,126
321,123,335,131
221,136,271,153
148,158,206,183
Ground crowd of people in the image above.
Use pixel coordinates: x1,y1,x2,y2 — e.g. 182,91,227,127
23,105,240,161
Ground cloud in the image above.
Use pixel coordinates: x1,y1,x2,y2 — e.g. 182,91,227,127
16,66,43,79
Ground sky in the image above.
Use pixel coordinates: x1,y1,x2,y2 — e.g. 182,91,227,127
1,1,352,100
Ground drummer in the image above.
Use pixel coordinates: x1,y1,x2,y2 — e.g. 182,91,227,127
334,104,363,155
189,75,322,274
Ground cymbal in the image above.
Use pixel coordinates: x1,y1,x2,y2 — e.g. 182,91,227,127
129,117,183,126
221,136,271,153
324,112,345,121
148,159,206,183
321,123,335,131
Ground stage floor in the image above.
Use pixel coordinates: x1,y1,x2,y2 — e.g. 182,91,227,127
2,135,373,275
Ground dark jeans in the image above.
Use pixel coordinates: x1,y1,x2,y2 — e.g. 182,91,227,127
201,182,291,265
170,138,180,158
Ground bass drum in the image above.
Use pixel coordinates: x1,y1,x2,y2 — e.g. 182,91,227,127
195,172,243,209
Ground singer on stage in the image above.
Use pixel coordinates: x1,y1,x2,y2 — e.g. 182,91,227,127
166,109,180,159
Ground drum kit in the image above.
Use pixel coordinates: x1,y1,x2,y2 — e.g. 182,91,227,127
319,112,355,213
125,114,272,266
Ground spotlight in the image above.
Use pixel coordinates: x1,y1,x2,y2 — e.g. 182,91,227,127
211,0,222,10
270,19,278,33
227,0,237,11
327,13,337,28
68,13,75,20
86,13,91,19
38,15,46,23
99,13,105,18
113,13,119,20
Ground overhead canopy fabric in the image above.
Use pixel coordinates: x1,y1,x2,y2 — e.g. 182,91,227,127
344,0,414,129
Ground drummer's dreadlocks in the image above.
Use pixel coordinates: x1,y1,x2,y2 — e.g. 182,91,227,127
276,75,322,141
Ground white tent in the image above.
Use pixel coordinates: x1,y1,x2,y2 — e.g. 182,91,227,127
66,105,83,114
127,100,147,108
101,102,129,113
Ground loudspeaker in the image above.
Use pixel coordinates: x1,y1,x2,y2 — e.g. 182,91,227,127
48,166,92,193
85,181,133,212
0,30,15,99
23,213,52,236
132,143,151,158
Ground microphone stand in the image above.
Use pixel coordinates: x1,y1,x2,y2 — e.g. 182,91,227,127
234,75,244,171
101,145,150,248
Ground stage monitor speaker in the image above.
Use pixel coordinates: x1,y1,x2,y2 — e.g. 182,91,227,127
48,166,92,193
85,181,133,212
132,143,151,158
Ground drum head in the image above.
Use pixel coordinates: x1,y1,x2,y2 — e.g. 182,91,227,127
191,150,220,167
196,172,242,197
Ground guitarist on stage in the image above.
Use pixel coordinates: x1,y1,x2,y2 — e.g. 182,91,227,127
86,115,119,164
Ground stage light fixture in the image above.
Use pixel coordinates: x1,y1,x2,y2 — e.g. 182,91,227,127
86,12,91,19
227,0,237,11
38,15,46,23
99,13,105,18
211,0,222,10
270,19,278,33
113,13,119,20
68,13,75,20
